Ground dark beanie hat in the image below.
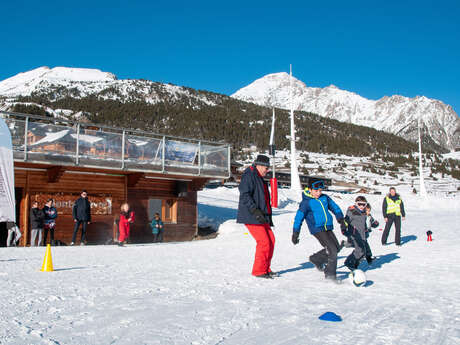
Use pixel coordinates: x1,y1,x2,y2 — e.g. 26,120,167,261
254,154,270,167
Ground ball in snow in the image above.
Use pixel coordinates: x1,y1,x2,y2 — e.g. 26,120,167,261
351,269,367,287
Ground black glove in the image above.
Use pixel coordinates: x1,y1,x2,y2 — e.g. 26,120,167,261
292,232,299,245
251,208,266,224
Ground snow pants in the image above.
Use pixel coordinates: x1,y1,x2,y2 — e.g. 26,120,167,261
118,224,130,243
345,229,369,270
382,215,401,245
246,223,275,276
153,229,163,243
311,230,340,277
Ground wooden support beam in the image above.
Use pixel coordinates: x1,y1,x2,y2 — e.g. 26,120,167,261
47,166,65,183
127,173,145,187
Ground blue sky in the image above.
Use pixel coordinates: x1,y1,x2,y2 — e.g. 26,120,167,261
1,0,459,115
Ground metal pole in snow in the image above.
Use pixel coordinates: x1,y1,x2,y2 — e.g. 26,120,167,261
418,117,427,198
289,64,302,191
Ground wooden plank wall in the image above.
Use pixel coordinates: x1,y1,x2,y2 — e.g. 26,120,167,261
14,169,125,245
128,177,198,242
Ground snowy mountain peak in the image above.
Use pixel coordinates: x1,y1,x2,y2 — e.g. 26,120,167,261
231,73,460,151
0,66,116,97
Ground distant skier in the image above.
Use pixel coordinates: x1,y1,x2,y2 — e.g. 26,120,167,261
291,179,346,282
343,196,378,271
381,187,405,246
237,154,276,279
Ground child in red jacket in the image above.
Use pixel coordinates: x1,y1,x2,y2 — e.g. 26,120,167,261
119,203,134,246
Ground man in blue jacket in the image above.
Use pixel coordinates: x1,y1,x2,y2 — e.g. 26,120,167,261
292,180,346,281
237,154,275,279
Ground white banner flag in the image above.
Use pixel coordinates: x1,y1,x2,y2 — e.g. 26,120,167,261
0,116,15,222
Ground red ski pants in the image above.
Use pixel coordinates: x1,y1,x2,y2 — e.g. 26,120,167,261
246,223,275,276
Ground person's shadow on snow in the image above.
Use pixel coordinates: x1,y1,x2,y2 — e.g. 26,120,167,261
365,252,400,271
198,204,237,225
276,262,315,276
401,235,417,245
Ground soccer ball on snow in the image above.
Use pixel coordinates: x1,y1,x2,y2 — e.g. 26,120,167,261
350,269,367,287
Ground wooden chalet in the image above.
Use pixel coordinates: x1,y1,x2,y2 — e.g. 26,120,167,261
1,111,230,246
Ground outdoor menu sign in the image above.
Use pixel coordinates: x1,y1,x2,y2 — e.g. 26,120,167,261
32,193,113,215
0,116,15,222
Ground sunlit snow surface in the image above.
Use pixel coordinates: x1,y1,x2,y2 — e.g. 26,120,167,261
1,185,460,344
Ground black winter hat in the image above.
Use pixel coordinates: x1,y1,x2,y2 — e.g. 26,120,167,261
254,154,270,167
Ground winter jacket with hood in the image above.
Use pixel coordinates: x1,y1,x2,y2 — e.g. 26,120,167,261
293,188,344,235
237,165,272,225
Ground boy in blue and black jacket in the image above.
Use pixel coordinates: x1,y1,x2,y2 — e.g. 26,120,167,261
291,180,347,281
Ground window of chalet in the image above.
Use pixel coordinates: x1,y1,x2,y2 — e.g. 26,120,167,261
148,198,177,223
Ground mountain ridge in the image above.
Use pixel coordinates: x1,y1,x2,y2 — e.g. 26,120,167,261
231,72,460,151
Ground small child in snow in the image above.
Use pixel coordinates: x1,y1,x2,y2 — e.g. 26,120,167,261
343,196,375,271
364,203,379,264
150,213,164,243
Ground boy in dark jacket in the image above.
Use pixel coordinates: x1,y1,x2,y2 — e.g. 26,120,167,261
381,187,405,246
237,155,276,279
150,213,164,242
30,201,44,246
343,196,377,271
292,180,346,282
71,190,91,245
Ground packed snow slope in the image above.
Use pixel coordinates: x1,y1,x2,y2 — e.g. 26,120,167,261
1,185,460,345
232,72,460,151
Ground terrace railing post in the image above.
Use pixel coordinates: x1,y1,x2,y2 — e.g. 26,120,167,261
162,136,166,173
198,141,201,175
121,130,126,169
227,145,231,179
76,123,80,165
24,116,29,161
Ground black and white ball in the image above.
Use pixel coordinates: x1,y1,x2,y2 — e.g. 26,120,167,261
351,269,367,287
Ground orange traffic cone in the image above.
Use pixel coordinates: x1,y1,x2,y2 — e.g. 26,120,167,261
41,244,54,272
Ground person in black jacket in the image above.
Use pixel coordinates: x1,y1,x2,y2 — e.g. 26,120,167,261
237,155,276,279
71,190,91,245
30,201,45,246
381,187,406,246
43,198,58,246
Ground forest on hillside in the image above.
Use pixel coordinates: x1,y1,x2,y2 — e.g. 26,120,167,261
12,87,445,158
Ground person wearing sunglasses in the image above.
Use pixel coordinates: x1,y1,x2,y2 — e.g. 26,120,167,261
381,187,405,246
292,179,346,282
237,154,276,279
343,196,375,271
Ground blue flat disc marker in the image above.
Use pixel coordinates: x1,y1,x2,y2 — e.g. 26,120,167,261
319,312,342,322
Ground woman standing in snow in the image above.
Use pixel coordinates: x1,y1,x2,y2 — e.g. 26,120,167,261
43,198,58,245
118,203,134,246
237,155,276,279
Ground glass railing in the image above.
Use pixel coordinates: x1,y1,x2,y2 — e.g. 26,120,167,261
1,111,230,178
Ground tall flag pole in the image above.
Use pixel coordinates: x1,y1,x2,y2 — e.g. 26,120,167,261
269,108,278,208
289,65,302,191
418,116,427,198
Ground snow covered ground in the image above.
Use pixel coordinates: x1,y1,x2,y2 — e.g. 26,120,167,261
1,185,460,344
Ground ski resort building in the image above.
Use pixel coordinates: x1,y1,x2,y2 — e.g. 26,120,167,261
1,111,230,246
